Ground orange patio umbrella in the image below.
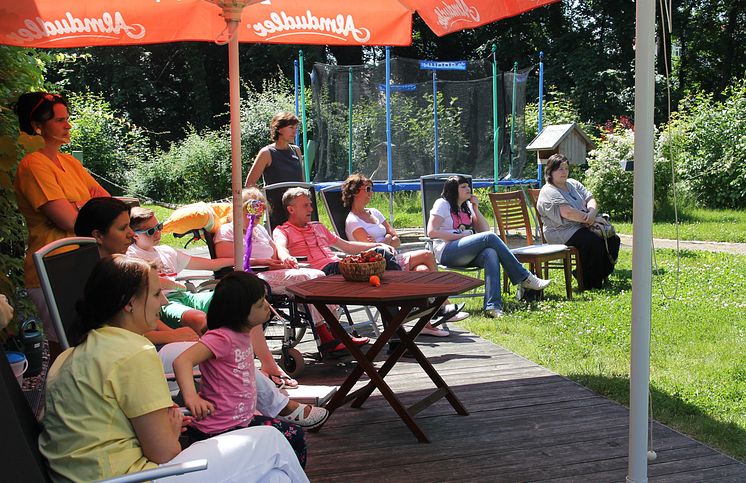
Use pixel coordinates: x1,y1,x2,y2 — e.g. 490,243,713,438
0,0,557,266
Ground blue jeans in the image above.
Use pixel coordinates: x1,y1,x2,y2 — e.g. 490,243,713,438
440,232,530,310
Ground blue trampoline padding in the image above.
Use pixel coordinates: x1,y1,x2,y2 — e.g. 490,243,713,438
314,179,538,192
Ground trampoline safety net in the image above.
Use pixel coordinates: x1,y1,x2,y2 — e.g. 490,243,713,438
310,57,532,183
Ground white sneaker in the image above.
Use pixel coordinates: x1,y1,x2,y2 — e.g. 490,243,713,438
521,273,551,291
278,404,330,429
484,308,504,318
447,311,470,322
419,326,450,337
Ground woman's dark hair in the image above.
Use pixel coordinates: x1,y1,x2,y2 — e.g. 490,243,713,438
545,153,570,185
206,271,267,332
270,111,299,141
341,173,371,207
441,175,472,216
74,197,130,237
73,255,153,345
14,92,69,135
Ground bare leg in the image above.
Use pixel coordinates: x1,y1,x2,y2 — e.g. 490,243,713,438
179,309,207,334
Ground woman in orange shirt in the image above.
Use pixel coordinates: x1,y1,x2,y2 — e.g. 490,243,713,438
13,92,109,357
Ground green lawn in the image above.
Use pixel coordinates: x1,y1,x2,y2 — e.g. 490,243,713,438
458,248,746,462
615,207,746,243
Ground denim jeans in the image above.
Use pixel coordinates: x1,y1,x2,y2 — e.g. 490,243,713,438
440,232,530,310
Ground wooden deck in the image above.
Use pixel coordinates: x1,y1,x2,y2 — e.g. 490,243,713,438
295,325,746,482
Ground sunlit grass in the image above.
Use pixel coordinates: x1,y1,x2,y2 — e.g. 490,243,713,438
458,248,746,462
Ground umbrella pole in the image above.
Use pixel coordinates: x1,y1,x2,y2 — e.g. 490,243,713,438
228,17,244,271
627,0,655,481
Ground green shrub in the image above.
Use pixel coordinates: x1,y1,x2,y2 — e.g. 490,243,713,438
0,46,50,334
129,127,231,203
660,81,746,209
525,89,594,142
68,92,150,196
129,74,299,204
584,127,671,220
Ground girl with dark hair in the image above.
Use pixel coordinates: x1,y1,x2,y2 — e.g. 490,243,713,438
537,154,620,288
14,92,110,352
173,271,327,468
74,197,134,257
39,255,309,482
427,176,551,318
244,111,303,187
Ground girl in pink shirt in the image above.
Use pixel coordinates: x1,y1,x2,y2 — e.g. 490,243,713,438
173,271,309,466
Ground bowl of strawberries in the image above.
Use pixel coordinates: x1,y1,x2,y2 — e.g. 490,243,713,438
338,249,385,282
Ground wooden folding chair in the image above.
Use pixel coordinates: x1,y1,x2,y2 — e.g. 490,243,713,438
526,188,584,291
489,191,574,298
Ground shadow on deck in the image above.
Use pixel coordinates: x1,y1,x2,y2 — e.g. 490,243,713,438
296,325,746,482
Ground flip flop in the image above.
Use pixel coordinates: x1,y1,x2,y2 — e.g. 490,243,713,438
266,372,299,389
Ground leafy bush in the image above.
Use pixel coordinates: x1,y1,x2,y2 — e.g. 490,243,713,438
129,74,297,204
68,92,150,196
129,127,231,203
584,126,672,220
660,81,746,209
525,89,594,142
0,46,50,334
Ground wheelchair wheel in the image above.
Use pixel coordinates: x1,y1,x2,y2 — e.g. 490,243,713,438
279,348,304,378
263,319,306,352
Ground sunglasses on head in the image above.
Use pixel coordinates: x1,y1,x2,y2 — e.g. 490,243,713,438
361,185,373,193
29,93,63,120
134,222,163,237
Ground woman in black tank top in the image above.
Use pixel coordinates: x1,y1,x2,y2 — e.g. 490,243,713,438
244,111,304,187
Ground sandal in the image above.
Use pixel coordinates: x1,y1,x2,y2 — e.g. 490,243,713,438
263,371,299,389
278,404,330,429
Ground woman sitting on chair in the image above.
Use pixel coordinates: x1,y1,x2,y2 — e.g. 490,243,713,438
342,174,468,335
39,254,308,483
427,176,551,318
74,197,199,346
536,154,620,289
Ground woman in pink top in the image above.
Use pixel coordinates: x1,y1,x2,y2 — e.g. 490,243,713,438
173,271,327,467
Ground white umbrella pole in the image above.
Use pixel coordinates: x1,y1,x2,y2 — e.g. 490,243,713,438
627,0,655,481
228,18,244,270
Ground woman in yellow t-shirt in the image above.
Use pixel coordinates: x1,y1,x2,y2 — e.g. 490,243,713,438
39,255,308,483
13,92,109,357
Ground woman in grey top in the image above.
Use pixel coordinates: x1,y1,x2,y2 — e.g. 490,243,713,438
536,154,620,289
244,111,304,187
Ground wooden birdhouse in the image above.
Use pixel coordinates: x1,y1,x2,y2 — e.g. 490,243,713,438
526,123,596,165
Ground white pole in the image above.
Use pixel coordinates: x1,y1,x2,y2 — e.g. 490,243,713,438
228,18,244,270
627,0,655,481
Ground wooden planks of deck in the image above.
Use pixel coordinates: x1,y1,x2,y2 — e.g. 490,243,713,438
296,325,746,482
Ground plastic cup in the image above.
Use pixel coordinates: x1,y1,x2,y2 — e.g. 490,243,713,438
6,351,28,386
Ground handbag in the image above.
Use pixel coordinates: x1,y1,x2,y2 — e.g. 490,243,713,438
589,215,618,264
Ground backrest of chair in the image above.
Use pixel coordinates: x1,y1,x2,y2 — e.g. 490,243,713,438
419,174,473,235
526,188,547,243
488,191,535,245
0,349,51,482
33,238,101,349
263,182,318,233
319,185,349,240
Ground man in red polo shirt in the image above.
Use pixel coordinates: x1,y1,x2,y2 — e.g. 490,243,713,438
273,187,395,273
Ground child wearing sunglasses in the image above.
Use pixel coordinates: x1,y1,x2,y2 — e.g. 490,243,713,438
126,207,234,335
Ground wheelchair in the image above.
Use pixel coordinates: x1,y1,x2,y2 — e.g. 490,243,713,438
172,227,329,378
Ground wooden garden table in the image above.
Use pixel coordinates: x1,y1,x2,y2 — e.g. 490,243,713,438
286,270,483,442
